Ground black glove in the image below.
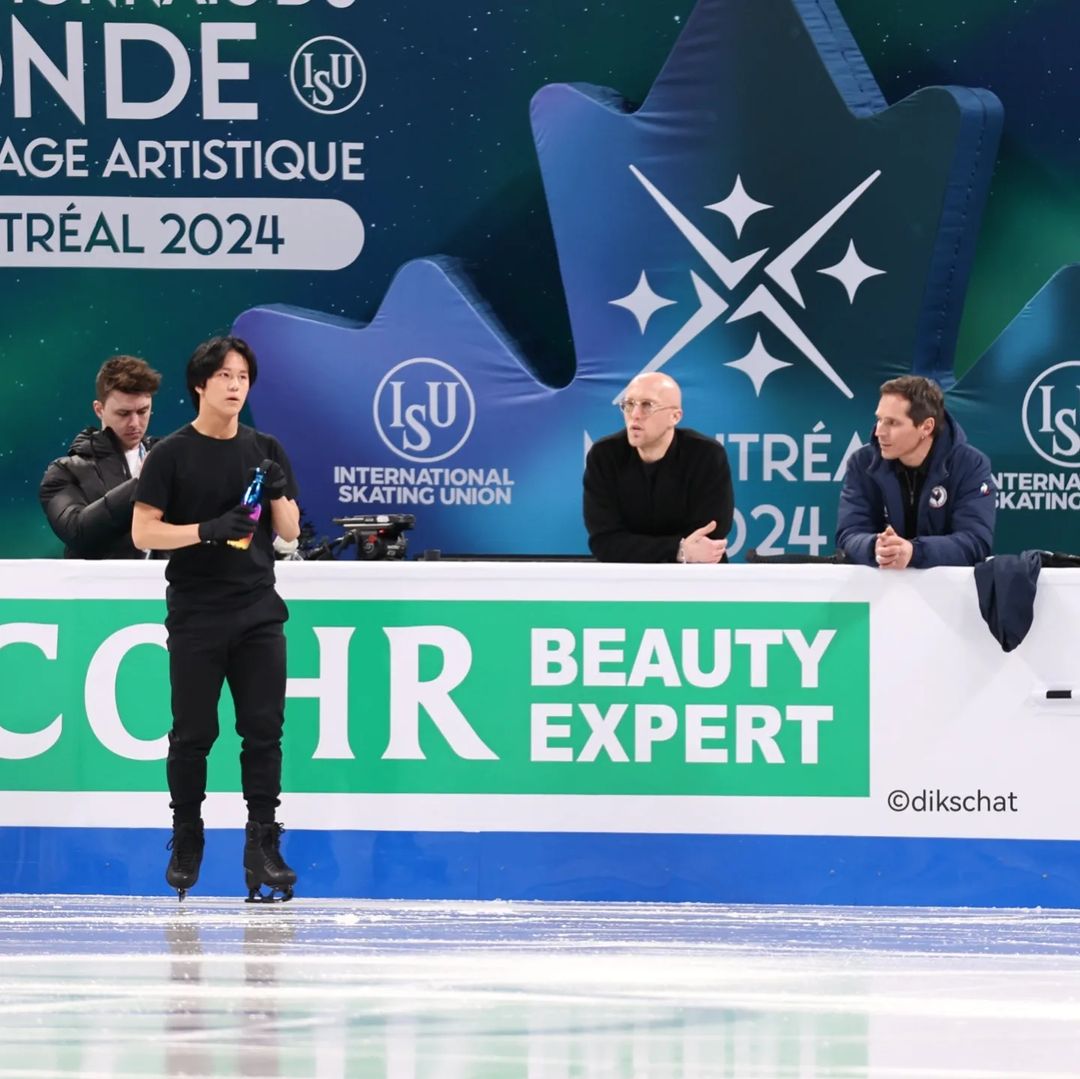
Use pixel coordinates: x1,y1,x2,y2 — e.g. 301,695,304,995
249,459,288,500
198,504,255,543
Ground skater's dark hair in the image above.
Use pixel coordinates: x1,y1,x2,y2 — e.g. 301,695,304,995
187,335,258,412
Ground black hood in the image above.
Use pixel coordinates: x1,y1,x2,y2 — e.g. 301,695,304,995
67,427,158,459
67,427,119,459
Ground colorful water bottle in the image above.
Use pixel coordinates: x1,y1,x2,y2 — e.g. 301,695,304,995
227,465,266,550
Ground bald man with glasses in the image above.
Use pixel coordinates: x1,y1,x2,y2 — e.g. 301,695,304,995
583,372,734,563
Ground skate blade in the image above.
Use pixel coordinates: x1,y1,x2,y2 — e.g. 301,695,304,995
245,886,294,904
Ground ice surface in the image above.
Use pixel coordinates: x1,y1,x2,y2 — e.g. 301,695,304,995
1,895,1079,1077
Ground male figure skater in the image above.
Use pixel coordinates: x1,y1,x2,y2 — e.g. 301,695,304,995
133,335,301,901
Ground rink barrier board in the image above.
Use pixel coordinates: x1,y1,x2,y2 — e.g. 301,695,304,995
3,560,1080,905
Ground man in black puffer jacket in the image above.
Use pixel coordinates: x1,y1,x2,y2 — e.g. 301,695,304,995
39,354,162,558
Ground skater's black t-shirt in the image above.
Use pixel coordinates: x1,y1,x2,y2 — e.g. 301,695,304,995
136,424,298,611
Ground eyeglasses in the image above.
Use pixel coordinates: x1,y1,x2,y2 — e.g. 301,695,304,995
617,399,677,416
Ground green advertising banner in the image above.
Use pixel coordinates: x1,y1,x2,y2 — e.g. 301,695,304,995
0,598,869,797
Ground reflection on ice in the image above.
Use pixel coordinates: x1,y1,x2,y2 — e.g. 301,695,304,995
1,896,1080,1077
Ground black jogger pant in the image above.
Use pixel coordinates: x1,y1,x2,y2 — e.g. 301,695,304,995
165,589,289,824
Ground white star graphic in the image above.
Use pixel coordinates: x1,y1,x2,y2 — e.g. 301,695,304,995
622,165,881,397
609,271,677,334
725,333,792,397
817,240,886,303
706,175,772,239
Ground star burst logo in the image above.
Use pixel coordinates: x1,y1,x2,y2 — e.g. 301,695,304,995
610,168,887,398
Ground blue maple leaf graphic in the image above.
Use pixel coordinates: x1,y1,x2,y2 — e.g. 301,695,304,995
237,0,1004,559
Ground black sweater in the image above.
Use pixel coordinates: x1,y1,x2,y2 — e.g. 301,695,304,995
583,427,734,562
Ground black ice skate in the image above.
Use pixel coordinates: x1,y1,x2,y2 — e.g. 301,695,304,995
243,821,297,903
165,820,205,902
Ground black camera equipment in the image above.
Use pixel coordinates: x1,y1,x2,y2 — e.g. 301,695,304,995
331,514,416,560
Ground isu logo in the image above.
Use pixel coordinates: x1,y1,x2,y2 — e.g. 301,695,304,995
290,36,367,115
1022,361,1080,468
373,358,476,463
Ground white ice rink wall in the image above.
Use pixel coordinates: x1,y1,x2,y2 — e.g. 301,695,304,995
1,560,1077,905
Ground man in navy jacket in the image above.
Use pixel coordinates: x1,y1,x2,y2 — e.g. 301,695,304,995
836,376,995,569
